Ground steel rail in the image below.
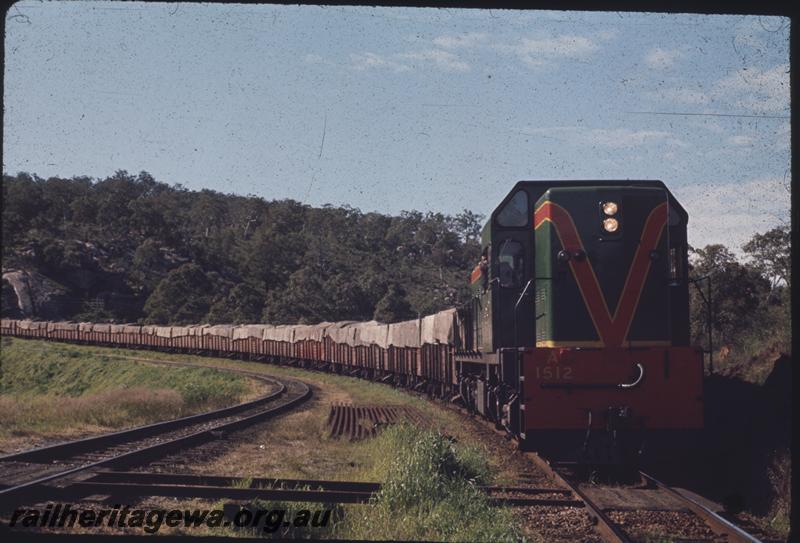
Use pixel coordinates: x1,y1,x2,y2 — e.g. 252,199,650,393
525,452,632,543
48,470,580,507
55,479,583,508
0,375,311,513
58,481,376,505
87,470,383,492
639,471,763,543
522,454,765,543
89,470,575,497
0,374,285,464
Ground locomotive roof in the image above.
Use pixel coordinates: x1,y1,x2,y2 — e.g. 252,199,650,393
485,180,688,234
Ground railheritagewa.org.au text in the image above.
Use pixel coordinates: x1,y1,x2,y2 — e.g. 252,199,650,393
7,503,332,534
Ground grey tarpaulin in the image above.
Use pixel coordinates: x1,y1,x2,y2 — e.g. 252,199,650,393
387,319,421,348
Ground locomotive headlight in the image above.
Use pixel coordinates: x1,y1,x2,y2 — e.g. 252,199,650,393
602,201,618,216
603,218,619,233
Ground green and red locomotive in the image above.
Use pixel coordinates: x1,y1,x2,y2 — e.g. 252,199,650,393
458,180,704,463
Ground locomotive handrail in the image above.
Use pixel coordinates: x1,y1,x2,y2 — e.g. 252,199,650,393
618,363,644,389
513,279,534,347
540,363,645,390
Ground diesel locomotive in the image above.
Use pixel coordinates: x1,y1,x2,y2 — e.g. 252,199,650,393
0,180,704,465
456,180,704,463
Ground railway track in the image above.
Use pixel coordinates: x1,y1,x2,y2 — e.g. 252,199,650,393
525,454,766,543
0,359,312,514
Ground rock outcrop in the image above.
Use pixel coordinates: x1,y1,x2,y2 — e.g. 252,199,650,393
1,269,71,319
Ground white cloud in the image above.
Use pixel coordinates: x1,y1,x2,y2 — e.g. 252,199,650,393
432,32,488,50
352,31,607,74
589,128,684,148
398,49,470,72
714,63,790,114
728,135,754,146
596,29,618,41
654,63,789,116
304,54,324,64
644,48,682,70
349,52,410,73
349,47,470,73
673,177,791,252
521,126,686,149
497,35,598,67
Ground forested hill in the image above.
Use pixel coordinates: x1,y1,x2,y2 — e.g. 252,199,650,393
1,171,483,325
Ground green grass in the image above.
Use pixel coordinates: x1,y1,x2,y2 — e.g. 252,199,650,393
341,424,519,542
0,338,526,540
0,337,251,439
13,338,472,431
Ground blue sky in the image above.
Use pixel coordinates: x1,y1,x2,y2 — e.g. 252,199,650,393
3,3,790,252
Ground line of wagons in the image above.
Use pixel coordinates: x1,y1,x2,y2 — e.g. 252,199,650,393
0,310,465,397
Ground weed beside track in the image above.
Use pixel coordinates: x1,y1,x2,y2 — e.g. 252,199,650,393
342,424,519,542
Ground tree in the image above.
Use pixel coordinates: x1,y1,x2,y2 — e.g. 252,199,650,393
144,264,214,324
206,283,265,324
2,173,43,249
1,171,486,324
373,284,415,323
262,267,327,324
189,190,228,239
689,244,771,347
262,266,371,324
128,239,167,294
742,226,791,290
452,209,485,245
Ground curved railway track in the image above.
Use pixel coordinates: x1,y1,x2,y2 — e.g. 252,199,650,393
0,359,312,513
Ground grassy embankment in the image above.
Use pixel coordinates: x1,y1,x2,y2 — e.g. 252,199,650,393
0,337,255,451
4,338,527,542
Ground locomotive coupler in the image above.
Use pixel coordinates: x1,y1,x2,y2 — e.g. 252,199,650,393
578,406,642,480
605,405,637,463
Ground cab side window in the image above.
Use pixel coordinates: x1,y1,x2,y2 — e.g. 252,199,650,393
497,239,524,288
